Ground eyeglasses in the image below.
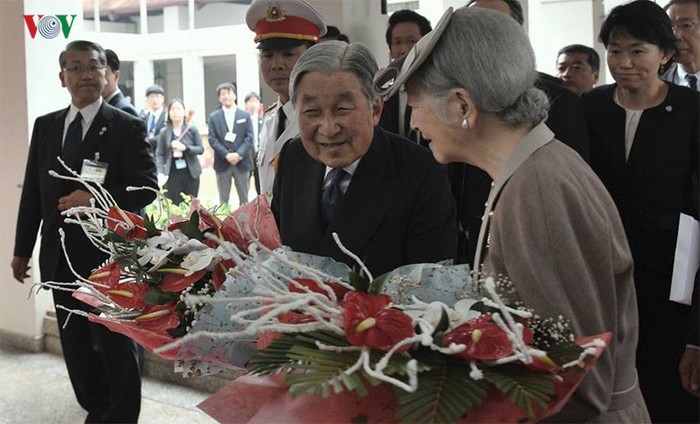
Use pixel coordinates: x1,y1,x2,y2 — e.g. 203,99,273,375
62,65,105,74
672,21,699,32
391,37,420,49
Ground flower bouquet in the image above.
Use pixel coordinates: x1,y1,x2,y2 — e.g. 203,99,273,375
165,239,609,423
46,165,280,361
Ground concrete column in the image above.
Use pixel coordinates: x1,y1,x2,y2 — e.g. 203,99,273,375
1,0,85,351
133,59,155,112
182,53,206,127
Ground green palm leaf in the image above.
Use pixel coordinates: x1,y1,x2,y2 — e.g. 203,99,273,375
482,365,556,419
395,355,487,424
248,331,414,399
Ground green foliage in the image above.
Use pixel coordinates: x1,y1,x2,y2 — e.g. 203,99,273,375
546,343,585,368
143,288,178,305
469,301,500,315
249,331,410,399
177,210,203,240
395,353,487,423
348,269,370,293
482,364,556,419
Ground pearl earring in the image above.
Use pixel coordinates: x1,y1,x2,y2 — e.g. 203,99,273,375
461,118,470,129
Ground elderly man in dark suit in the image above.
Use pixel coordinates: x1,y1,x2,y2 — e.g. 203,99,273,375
208,82,255,207
272,41,457,277
102,49,138,116
11,40,157,423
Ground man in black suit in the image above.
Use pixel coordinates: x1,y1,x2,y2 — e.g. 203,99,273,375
208,82,255,207
272,41,457,277
102,49,138,116
11,40,157,423
378,9,432,148
140,84,166,153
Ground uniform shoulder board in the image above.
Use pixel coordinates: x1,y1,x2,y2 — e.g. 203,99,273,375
264,102,278,114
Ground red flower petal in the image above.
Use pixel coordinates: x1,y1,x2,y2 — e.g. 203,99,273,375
343,292,414,352
442,314,531,361
134,304,180,333
89,261,122,289
105,282,151,309
277,311,316,324
288,278,350,301
158,269,207,292
213,259,236,291
107,207,150,240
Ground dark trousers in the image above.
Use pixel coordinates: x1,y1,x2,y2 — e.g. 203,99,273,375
164,166,200,205
52,265,141,423
635,266,699,424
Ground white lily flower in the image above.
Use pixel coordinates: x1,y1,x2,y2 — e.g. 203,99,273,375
136,245,170,269
146,230,189,250
449,298,482,328
181,248,219,276
171,238,208,255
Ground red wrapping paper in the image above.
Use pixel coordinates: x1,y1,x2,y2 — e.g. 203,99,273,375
198,333,611,423
69,194,281,361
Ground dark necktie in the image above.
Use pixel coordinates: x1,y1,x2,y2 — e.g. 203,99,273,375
686,75,698,91
321,168,347,228
276,107,286,140
62,112,83,164
148,113,156,133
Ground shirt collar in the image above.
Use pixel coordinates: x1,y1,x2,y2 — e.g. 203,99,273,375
676,65,700,81
103,89,120,103
280,98,295,117
68,97,102,128
324,158,361,179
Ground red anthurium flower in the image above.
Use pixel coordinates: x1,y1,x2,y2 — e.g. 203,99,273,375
277,311,316,324
166,216,189,232
104,282,150,309
106,207,150,240
158,268,207,292
89,261,122,289
134,304,180,333
212,259,236,290
288,278,350,302
443,314,532,361
219,216,247,248
343,292,414,352
190,197,223,232
524,349,561,373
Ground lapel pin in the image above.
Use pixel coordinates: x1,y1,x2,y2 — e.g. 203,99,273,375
99,126,107,135
665,105,673,112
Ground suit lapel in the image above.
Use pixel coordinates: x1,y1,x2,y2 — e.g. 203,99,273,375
319,129,403,257
50,109,69,173
291,152,326,248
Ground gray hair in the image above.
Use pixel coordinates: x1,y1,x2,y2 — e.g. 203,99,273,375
413,7,548,127
290,41,379,105
59,40,106,69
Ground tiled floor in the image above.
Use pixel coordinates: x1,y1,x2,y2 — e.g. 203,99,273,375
0,343,217,424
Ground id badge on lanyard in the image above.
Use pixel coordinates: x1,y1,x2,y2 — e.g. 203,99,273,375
80,153,108,184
